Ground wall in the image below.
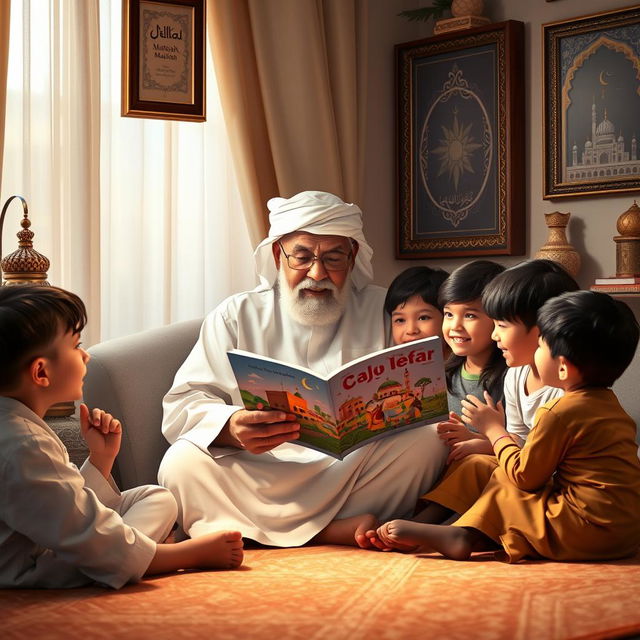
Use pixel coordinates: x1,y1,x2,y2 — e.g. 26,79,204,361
362,0,640,429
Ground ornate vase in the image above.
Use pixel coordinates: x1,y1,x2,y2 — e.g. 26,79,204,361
451,0,484,17
535,211,581,278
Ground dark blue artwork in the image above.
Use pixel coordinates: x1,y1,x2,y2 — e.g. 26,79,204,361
412,44,497,239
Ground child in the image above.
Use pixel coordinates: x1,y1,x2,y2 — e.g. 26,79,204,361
435,260,507,462
376,291,640,562
385,266,449,346
416,259,580,526
0,285,243,589
468,259,580,446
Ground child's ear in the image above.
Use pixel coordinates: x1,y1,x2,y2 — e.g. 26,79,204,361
29,357,51,388
557,356,579,383
557,356,569,381
527,325,540,339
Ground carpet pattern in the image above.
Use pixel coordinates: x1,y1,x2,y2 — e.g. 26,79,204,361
3,546,640,640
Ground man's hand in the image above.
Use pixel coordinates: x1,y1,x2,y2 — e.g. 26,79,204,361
222,409,300,454
460,392,505,435
80,403,121,479
436,411,476,445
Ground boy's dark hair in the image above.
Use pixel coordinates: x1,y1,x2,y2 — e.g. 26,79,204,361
0,285,87,391
438,260,507,403
537,290,639,388
482,259,579,329
384,266,449,315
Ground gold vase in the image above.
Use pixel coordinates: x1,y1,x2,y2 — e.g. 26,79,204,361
451,0,484,17
535,212,581,278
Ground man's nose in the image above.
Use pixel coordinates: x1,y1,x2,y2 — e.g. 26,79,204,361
407,320,419,334
307,258,328,281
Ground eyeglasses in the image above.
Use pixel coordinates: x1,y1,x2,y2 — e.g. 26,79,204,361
278,241,353,271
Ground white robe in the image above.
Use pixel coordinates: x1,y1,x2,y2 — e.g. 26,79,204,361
160,283,447,546
0,398,176,589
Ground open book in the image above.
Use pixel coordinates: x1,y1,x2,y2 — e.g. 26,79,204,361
227,336,448,460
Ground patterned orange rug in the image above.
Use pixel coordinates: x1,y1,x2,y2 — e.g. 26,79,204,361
3,545,640,640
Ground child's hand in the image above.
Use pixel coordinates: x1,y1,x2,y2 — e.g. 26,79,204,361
436,411,476,445
446,437,493,464
460,391,505,435
80,403,122,478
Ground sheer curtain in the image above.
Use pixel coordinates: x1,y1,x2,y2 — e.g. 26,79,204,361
1,1,101,343
1,0,257,344
99,0,256,341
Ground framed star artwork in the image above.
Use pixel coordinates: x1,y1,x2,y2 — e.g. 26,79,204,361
395,20,525,259
543,5,640,198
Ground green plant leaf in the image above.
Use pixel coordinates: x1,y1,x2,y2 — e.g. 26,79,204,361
397,1,452,22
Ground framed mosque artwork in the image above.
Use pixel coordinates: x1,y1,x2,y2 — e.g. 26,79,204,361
395,21,525,259
543,5,640,198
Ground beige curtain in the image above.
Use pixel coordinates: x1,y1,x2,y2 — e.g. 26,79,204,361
208,0,367,245
0,1,9,195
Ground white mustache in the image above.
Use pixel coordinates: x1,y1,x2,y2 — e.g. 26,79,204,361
294,277,338,295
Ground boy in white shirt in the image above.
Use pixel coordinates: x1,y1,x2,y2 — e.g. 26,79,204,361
0,285,243,588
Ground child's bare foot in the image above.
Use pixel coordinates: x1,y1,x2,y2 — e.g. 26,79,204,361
366,526,420,552
311,514,380,549
188,530,244,569
377,520,473,560
146,530,244,576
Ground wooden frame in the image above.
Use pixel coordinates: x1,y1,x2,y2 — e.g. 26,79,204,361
396,21,525,260
543,5,640,199
122,0,205,122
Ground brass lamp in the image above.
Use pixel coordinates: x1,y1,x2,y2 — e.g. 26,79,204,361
0,195,74,417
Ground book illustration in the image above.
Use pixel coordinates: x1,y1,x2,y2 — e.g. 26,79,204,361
228,337,448,459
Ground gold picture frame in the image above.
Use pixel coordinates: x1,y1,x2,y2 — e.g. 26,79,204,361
122,0,205,122
543,5,640,198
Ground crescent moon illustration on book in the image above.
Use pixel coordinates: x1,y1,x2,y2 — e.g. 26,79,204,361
301,377,314,391
599,70,609,86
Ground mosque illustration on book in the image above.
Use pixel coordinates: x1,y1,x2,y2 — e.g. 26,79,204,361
566,101,640,183
251,367,437,441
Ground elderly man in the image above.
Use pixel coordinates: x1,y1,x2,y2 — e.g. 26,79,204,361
159,191,446,547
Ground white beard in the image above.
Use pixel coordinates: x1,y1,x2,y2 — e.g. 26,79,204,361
277,268,350,327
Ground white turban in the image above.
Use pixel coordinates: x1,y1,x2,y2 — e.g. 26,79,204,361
253,191,374,291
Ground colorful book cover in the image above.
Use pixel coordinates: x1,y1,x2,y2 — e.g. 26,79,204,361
227,336,448,460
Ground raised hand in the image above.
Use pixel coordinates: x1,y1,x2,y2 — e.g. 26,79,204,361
460,391,505,435
80,403,122,478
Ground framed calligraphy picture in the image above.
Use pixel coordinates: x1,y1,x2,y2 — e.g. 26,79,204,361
122,0,206,122
543,5,640,198
396,21,525,259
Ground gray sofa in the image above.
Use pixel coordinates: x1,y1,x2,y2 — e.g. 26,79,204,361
82,318,202,489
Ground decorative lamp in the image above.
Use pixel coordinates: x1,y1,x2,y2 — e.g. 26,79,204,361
0,195,50,285
614,200,640,278
0,195,74,417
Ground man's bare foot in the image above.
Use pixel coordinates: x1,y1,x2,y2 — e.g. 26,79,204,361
376,520,473,560
311,514,380,549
